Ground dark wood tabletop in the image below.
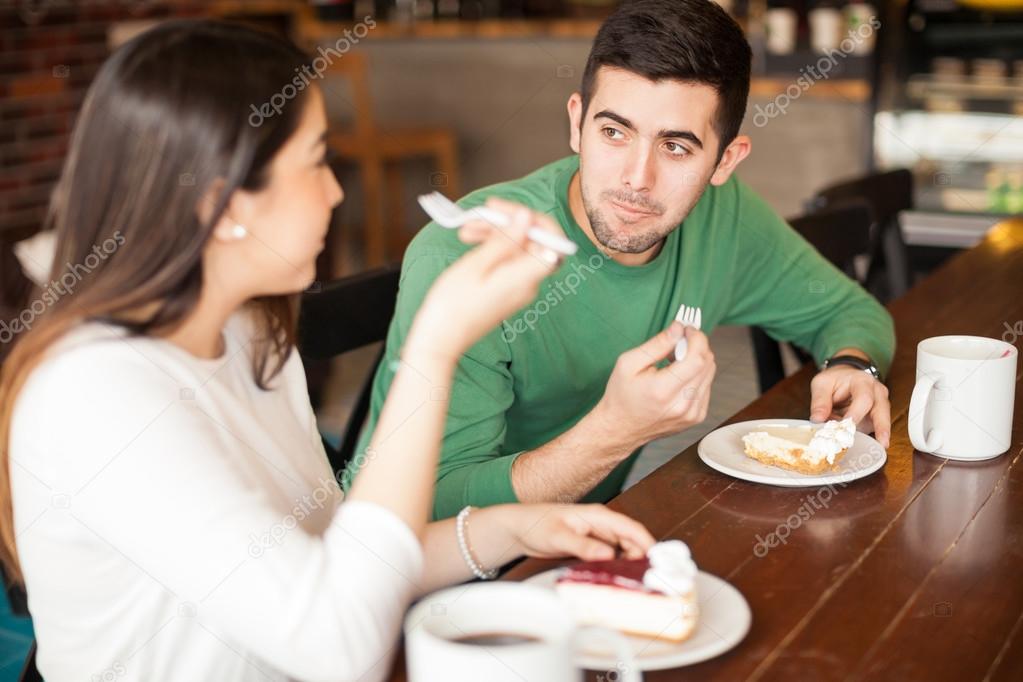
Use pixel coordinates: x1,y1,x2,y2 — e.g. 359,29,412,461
393,218,1023,682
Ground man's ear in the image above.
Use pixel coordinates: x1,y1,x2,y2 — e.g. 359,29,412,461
567,92,583,154
709,135,752,186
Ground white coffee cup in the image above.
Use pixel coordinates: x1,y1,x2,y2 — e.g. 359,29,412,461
808,8,843,54
404,582,640,682
765,8,797,55
909,335,1018,460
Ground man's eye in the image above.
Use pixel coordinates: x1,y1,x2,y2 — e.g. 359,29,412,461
603,127,622,139
664,141,688,156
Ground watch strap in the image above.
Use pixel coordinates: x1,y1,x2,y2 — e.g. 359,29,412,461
823,354,882,381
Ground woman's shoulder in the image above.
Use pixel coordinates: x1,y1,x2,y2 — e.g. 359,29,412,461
8,322,185,491
16,323,178,422
13,307,303,427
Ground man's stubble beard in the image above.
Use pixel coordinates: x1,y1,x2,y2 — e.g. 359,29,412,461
579,174,707,255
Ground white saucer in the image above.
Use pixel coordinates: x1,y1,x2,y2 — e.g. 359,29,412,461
698,418,887,487
524,568,751,671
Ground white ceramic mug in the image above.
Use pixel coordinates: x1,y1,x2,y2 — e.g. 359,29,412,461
909,335,1018,460
404,583,640,682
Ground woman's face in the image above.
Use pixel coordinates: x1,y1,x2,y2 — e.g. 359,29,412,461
210,85,343,299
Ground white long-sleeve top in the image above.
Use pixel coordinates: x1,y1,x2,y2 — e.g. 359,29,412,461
9,310,423,682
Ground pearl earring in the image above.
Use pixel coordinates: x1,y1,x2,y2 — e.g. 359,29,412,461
230,224,247,240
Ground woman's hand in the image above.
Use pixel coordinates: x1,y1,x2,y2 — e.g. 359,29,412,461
489,503,656,563
406,198,568,363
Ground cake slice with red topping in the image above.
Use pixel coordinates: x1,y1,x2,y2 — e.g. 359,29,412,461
554,540,698,642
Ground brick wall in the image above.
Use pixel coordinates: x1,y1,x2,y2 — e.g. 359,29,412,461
0,2,210,240
0,0,306,320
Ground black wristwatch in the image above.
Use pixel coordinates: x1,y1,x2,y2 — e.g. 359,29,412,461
821,354,882,382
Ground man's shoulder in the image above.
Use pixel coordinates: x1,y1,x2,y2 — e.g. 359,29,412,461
693,173,786,235
461,155,577,209
701,173,771,212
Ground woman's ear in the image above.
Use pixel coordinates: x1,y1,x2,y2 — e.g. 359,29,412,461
213,222,248,242
197,179,250,243
196,177,224,226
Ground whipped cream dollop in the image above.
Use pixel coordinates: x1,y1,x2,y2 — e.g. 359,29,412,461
807,418,856,464
642,540,698,596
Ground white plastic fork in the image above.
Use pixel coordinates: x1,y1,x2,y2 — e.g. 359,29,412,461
417,191,579,257
673,304,703,362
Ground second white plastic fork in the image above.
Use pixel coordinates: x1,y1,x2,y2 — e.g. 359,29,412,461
673,304,703,362
418,192,579,257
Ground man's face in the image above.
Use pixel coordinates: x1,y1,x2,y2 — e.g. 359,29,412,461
568,67,741,255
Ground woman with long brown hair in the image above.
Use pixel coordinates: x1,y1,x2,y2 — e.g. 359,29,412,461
0,20,654,681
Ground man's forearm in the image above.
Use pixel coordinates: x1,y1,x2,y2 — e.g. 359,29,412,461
510,404,636,503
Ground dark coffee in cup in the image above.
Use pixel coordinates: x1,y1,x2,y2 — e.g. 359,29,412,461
451,633,542,646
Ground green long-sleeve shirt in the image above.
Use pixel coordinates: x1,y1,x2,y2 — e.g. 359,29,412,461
346,155,895,519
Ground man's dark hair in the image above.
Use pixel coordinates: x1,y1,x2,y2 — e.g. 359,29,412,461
580,0,752,157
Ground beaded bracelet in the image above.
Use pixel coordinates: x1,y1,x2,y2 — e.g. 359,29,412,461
456,506,498,580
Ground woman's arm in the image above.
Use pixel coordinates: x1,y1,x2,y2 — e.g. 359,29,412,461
417,504,657,595
346,202,557,538
345,343,458,540
418,513,514,592
345,201,658,591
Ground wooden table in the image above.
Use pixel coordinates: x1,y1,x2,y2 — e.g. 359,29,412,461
393,218,1023,681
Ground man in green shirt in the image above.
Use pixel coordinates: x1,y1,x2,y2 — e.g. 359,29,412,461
347,0,895,519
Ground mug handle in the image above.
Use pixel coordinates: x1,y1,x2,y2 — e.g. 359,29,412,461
573,626,641,682
909,373,944,453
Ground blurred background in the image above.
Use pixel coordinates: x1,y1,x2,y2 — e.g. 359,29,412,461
1,0,1022,675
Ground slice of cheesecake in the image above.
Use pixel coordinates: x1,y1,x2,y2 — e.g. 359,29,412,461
554,541,698,643
741,418,856,475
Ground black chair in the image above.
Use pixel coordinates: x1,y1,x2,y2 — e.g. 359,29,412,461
809,168,913,302
297,264,401,475
751,200,875,394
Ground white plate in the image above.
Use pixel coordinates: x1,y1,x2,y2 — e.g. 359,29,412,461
698,418,887,487
524,568,751,671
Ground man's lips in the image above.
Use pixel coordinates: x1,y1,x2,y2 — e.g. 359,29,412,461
609,199,658,218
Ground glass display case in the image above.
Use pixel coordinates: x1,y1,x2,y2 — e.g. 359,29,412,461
872,0,1023,248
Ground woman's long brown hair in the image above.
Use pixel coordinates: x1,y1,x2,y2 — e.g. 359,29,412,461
0,20,313,583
